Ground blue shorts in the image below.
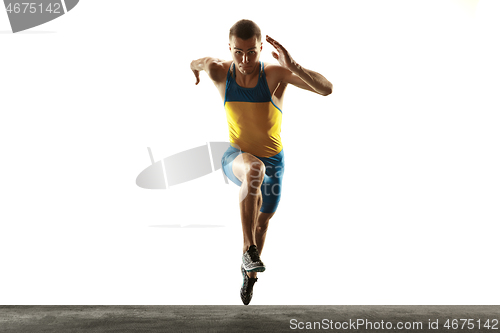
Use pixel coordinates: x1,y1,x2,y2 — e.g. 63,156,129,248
221,145,285,214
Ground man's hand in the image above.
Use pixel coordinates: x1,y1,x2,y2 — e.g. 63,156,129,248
190,57,226,85
190,60,202,85
266,35,298,72
192,68,201,85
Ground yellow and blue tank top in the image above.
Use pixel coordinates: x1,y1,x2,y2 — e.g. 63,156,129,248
224,61,283,158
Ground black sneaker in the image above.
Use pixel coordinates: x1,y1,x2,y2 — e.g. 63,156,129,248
240,265,257,305
242,245,266,272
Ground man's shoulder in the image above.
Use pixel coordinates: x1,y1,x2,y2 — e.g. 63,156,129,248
264,62,290,75
207,59,232,82
263,62,282,71
263,62,290,79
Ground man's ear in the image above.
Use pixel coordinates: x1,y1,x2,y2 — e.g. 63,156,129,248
228,43,231,51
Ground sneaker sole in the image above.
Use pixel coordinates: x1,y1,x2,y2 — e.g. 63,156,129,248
243,264,266,273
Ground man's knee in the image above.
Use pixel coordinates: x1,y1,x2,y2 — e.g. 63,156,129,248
256,212,274,232
246,159,265,180
256,222,268,234
233,153,265,185
244,159,265,190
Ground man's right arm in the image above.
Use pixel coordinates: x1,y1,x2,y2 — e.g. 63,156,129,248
190,57,226,85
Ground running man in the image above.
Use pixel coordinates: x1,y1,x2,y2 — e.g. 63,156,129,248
190,20,332,305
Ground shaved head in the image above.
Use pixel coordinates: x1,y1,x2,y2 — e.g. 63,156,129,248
229,19,261,42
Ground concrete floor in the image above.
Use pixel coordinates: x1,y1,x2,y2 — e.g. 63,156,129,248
0,305,498,332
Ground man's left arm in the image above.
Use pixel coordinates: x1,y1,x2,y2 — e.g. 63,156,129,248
267,35,333,96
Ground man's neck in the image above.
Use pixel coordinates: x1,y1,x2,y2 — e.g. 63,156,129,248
234,63,260,88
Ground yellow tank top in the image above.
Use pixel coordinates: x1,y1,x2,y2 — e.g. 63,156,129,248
224,62,283,158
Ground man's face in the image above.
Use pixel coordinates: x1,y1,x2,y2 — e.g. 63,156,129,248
229,36,262,76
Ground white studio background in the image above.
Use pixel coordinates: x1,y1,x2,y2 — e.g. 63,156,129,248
0,0,499,305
